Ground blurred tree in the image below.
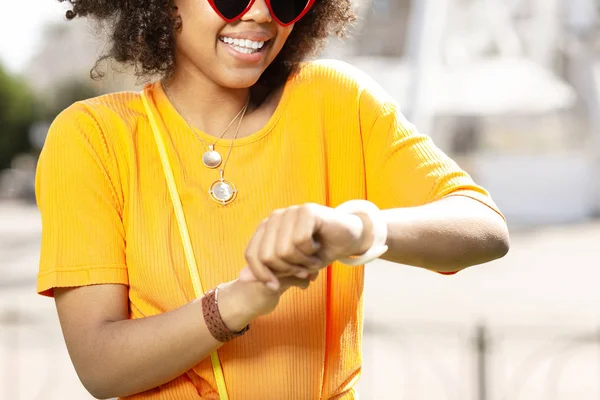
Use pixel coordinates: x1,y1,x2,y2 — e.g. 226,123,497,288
41,78,101,121
0,64,38,170
0,61,102,171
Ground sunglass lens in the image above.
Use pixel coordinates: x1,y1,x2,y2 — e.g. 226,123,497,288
213,0,250,20
270,0,311,25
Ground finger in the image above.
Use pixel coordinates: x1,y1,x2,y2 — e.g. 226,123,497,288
259,210,300,277
279,276,311,292
265,257,309,279
239,266,258,282
292,204,323,257
245,220,280,290
275,208,322,273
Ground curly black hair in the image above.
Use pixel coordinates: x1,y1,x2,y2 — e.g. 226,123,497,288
59,0,356,88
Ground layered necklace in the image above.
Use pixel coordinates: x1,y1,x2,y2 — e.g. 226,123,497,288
165,87,250,206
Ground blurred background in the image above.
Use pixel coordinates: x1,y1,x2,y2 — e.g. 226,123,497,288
1,0,600,399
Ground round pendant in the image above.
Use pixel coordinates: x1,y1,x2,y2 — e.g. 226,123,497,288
209,179,238,205
202,150,222,169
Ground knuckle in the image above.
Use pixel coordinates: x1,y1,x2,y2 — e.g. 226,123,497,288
292,234,309,247
275,247,289,260
281,243,297,257
270,209,285,218
299,280,310,290
244,249,256,263
285,205,300,215
308,263,321,272
299,203,313,215
259,250,275,265
301,202,318,214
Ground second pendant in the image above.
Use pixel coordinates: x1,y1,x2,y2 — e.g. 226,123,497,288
209,178,237,205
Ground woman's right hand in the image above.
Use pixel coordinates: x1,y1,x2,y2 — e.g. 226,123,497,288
217,268,317,331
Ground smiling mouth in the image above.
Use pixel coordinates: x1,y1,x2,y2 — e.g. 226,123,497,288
219,36,270,55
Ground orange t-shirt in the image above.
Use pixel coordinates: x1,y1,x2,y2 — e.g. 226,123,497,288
36,60,501,399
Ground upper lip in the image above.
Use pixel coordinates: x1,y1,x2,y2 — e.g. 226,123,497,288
219,31,274,42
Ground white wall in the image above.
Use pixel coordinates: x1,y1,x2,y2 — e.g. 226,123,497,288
471,151,597,226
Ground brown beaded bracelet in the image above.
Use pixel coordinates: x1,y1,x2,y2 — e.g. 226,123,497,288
202,287,249,343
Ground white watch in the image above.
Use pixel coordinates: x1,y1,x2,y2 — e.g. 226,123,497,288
335,200,389,266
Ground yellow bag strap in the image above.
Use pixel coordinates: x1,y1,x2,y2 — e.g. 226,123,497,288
141,90,230,400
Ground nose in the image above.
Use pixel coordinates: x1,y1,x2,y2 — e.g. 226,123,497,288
241,0,273,24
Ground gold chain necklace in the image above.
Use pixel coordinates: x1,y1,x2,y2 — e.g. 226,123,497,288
208,99,249,205
164,86,250,205
198,102,247,169
164,86,248,169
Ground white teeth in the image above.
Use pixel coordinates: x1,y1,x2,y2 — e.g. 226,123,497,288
220,36,266,52
233,46,255,54
233,46,254,54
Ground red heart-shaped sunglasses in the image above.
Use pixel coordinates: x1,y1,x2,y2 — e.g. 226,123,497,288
207,0,316,26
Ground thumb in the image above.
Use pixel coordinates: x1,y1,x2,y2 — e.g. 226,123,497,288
279,277,311,292
239,266,258,282
295,236,322,257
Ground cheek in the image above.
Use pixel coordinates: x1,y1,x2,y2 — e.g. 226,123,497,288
273,25,294,52
280,25,294,42
175,20,227,64
176,0,226,46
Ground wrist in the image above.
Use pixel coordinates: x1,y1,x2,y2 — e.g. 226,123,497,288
215,281,256,332
352,212,375,256
335,200,389,266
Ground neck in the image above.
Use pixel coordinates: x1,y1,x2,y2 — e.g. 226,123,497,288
163,62,252,138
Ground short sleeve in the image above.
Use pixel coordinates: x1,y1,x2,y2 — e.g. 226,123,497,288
361,88,503,218
36,104,128,297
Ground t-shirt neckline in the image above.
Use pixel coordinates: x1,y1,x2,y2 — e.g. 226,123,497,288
152,77,294,147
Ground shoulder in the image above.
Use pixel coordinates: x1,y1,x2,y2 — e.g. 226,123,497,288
291,59,397,113
43,90,146,175
47,89,146,159
294,60,392,98
294,59,365,85
292,59,363,94
55,90,145,133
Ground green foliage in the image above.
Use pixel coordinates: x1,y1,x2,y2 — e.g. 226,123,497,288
0,65,38,170
42,79,102,122
0,62,102,171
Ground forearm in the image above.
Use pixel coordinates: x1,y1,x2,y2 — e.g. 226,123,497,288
74,284,252,398
379,195,509,271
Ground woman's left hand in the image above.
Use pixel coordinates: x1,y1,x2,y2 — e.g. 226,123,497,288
242,203,373,290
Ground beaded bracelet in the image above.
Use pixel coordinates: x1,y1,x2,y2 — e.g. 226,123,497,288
202,286,249,343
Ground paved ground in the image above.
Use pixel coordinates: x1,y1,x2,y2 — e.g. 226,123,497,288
1,201,600,400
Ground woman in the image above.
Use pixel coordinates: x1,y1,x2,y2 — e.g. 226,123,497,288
36,0,510,399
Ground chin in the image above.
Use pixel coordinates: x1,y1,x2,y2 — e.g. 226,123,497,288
216,69,265,89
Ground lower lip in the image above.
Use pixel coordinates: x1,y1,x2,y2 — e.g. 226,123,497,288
220,39,268,63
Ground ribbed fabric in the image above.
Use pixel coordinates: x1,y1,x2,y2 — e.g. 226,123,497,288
36,59,501,400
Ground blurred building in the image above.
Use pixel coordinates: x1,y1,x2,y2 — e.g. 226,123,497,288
25,19,138,96
337,0,600,226
355,0,413,57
